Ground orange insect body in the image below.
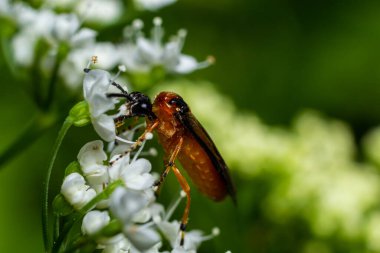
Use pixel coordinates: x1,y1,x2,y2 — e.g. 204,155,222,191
150,92,229,201
107,87,235,245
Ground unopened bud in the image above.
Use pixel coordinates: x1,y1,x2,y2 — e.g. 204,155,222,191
69,101,91,127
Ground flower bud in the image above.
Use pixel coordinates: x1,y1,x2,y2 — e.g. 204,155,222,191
82,210,110,236
69,101,91,127
61,173,96,210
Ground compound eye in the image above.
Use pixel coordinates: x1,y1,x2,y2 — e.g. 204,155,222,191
169,99,176,105
141,103,148,109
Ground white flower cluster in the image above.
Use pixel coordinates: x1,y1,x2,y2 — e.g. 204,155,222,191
1,1,209,90
60,139,218,252
120,17,213,75
57,67,219,252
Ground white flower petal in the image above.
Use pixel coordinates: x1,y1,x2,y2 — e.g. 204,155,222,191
110,145,132,160
121,158,154,190
83,69,111,101
172,55,199,74
29,9,55,36
123,173,155,190
120,17,209,76
76,0,123,25
181,230,204,251
61,173,96,210
110,187,151,223
0,0,11,16
59,48,90,89
83,68,117,122
150,203,165,219
83,164,109,186
171,247,187,253
119,44,151,73
82,210,110,235
132,208,152,223
109,155,130,182
162,40,181,67
77,140,107,168
136,37,161,64
89,93,116,117
91,43,121,69
157,220,179,246
53,13,80,41
134,0,177,11
92,114,116,142
12,3,36,26
11,31,36,66
70,28,97,47
102,236,131,253
123,225,161,251
125,158,152,175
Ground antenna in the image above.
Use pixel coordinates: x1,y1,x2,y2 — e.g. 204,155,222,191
106,92,131,99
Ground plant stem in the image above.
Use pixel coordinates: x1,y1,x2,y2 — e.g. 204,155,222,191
42,117,73,252
54,214,60,242
0,36,17,77
44,57,61,110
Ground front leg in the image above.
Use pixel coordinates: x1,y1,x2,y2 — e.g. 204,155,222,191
110,120,159,166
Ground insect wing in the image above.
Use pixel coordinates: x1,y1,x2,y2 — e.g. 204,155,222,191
177,112,237,204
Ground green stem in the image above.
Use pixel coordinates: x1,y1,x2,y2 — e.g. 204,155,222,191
0,113,58,169
54,214,60,242
44,57,61,110
80,180,124,215
0,36,17,77
43,117,73,252
63,237,92,253
31,43,44,108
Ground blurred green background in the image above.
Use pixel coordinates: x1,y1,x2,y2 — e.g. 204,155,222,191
2,0,380,252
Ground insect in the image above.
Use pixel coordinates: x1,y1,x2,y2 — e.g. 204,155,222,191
107,83,236,245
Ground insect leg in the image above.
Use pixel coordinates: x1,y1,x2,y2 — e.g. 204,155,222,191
154,137,184,194
110,120,159,166
171,164,191,246
157,137,189,245
114,115,128,129
153,164,171,197
133,120,159,147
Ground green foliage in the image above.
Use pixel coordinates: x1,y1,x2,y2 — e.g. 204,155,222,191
64,161,82,176
53,194,73,216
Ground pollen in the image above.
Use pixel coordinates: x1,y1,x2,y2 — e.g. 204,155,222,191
91,55,98,64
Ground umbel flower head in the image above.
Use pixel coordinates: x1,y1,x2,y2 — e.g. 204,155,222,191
1,0,212,90
120,17,214,75
58,137,220,252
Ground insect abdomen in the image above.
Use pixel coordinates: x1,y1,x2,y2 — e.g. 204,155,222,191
177,135,228,201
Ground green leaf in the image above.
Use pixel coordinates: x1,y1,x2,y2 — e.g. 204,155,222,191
53,194,74,216
95,220,122,238
65,161,82,176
